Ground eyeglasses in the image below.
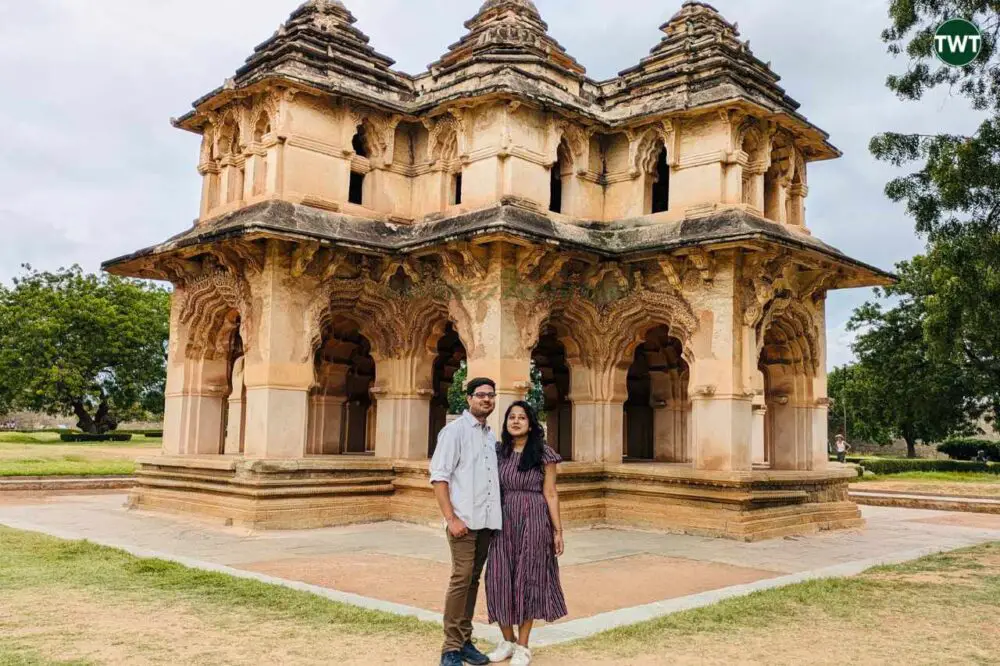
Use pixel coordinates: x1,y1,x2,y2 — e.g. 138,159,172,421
472,392,496,400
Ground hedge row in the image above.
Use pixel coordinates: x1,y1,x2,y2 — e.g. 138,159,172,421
937,439,1000,461
851,458,1000,475
58,433,133,442
3,428,81,434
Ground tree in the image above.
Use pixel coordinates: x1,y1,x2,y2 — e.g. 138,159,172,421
871,1,1000,423
845,285,976,457
447,361,468,415
827,364,893,446
526,361,546,422
0,265,170,433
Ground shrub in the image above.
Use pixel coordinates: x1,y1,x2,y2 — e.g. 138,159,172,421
58,433,133,443
854,458,999,475
115,429,163,437
937,439,1000,461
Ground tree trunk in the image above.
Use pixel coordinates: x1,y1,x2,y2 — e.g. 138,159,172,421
94,399,118,434
904,437,917,459
72,401,98,434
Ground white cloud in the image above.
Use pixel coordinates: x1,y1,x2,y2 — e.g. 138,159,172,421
0,0,982,370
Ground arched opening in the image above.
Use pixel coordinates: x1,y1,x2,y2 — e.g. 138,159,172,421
532,327,572,460
436,129,461,211
428,322,467,456
625,325,689,461
741,128,766,211
221,316,246,455
651,148,670,214
251,113,271,197
549,140,573,214
549,164,562,213
451,173,463,206
758,310,816,470
351,125,369,157
349,126,368,206
764,134,791,223
309,317,376,455
217,117,244,204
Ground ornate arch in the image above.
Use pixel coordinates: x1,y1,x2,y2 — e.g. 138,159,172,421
215,111,242,158
757,297,821,373
175,270,254,360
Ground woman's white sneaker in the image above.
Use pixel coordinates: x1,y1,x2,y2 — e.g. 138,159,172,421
487,640,516,663
510,645,532,666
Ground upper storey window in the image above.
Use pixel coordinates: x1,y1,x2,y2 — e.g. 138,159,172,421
349,126,368,206
651,148,669,214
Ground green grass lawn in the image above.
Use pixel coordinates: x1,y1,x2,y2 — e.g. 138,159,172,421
0,527,439,665
547,542,1000,665
854,470,1000,483
0,432,160,477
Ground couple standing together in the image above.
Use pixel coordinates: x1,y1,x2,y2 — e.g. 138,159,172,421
430,377,567,666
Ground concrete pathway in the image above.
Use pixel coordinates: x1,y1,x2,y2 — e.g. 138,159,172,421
2,494,999,647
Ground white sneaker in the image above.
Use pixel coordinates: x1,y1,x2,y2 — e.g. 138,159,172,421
510,644,532,666
487,640,516,662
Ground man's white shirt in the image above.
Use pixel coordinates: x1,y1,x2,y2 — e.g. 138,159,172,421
429,410,502,531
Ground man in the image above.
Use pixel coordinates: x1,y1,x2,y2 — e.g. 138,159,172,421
429,377,501,666
834,434,850,463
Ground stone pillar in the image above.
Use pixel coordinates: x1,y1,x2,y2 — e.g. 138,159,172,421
307,394,346,455
751,401,767,465
686,254,753,472
788,183,807,226
222,356,246,455
241,243,318,460
449,244,549,434
307,361,349,455
749,369,766,465
371,357,433,460
568,362,628,463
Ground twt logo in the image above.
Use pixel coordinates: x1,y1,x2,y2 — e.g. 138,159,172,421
934,19,982,67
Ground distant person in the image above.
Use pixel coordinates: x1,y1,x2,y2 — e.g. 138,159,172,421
834,434,851,463
976,450,990,464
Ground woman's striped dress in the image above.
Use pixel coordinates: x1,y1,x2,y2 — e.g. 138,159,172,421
485,444,567,626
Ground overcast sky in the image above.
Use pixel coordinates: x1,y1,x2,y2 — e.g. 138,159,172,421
0,0,982,368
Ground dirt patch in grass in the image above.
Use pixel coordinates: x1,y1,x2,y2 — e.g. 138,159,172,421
544,542,1000,666
0,527,445,665
0,588,440,666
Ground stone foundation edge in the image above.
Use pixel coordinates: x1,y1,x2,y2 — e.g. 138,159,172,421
129,457,863,540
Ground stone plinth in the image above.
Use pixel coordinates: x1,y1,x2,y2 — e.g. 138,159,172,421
129,456,394,529
130,456,861,540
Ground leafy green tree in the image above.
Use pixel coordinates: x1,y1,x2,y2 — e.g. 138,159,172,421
447,361,468,415
827,364,893,446
526,361,546,421
845,287,976,457
0,265,170,433
871,1,1000,422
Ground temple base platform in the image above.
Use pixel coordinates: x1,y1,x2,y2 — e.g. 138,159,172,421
130,457,862,541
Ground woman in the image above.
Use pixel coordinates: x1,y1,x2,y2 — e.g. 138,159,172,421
485,401,567,666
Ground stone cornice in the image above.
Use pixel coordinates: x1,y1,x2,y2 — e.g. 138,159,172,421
102,200,894,288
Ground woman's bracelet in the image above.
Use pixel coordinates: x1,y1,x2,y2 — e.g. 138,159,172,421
553,528,563,534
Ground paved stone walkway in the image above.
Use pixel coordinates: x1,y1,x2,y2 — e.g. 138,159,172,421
2,494,999,646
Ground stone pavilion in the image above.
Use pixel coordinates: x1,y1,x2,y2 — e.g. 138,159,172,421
104,0,891,540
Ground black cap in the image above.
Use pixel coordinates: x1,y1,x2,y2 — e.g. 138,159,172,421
465,377,496,395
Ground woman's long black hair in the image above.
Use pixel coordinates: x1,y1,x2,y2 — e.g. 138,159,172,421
500,400,546,471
